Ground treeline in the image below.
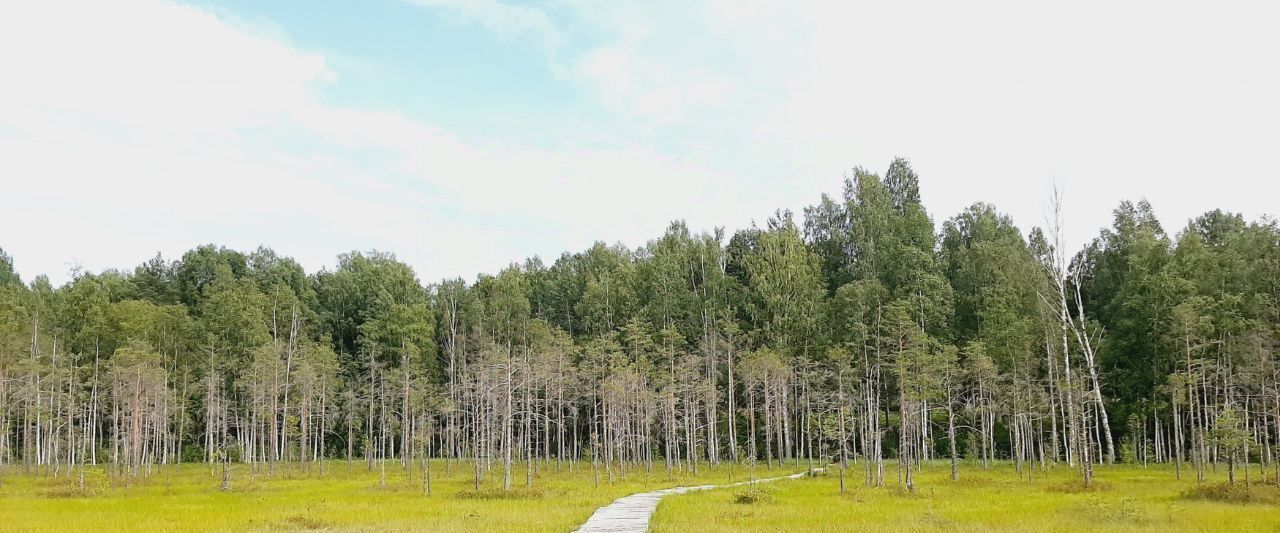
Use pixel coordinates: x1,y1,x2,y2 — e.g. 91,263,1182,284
0,158,1277,492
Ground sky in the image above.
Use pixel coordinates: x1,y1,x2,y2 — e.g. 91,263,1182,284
2,0,1278,286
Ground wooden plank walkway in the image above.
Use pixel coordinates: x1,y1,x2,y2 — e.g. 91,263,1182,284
573,468,820,533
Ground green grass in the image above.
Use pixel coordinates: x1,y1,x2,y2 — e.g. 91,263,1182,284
0,460,797,532
5,460,1277,532
652,461,1280,532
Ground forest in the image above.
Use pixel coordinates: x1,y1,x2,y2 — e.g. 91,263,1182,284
1,158,1279,529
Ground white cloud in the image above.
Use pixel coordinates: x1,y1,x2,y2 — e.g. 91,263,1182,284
501,1,1280,246
404,0,566,53
571,43,736,123
0,0,743,285
753,1,1280,244
5,0,1279,286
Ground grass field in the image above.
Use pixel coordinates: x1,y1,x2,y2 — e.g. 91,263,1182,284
0,460,796,532
3,460,1277,532
652,461,1280,532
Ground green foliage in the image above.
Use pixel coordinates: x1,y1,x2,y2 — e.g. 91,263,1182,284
745,213,825,354
1183,482,1280,505
1207,408,1251,458
4,155,1280,507
175,244,248,309
0,246,21,286
316,250,433,364
733,486,775,504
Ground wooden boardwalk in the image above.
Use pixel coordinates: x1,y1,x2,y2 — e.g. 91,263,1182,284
573,468,820,533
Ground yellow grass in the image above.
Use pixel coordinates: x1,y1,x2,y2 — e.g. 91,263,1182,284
652,461,1280,532
0,460,795,532
5,459,1277,532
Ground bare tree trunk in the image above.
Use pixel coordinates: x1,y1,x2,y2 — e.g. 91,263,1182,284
948,397,958,481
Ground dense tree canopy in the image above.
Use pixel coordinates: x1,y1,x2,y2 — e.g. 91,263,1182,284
2,159,1278,493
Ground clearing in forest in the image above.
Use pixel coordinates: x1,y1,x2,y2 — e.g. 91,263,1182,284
0,461,795,532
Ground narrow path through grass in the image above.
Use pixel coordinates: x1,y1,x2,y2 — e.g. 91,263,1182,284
575,468,821,533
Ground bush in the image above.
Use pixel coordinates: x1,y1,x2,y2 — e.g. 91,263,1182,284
1119,436,1138,464
1182,483,1280,505
1081,495,1145,523
1046,480,1114,493
733,487,775,504
281,514,332,530
963,433,979,462
456,486,547,500
38,467,112,498
180,445,204,464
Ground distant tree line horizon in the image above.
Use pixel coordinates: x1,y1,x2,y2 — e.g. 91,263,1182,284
1,157,1277,492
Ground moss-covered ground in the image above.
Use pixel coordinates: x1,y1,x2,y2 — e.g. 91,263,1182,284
0,460,793,532
4,460,1278,531
652,461,1280,532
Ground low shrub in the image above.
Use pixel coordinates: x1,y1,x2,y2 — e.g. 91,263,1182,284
282,514,332,530
1182,482,1280,505
1080,495,1145,523
1046,479,1114,493
733,487,775,504
455,486,547,500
